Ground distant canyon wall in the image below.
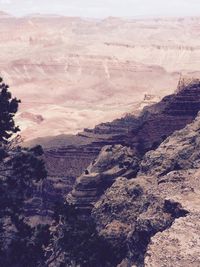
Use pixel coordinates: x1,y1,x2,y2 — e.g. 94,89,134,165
0,15,199,139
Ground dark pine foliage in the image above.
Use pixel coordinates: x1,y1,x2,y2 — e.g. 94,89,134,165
47,202,123,267
0,77,50,267
0,77,20,144
0,77,125,267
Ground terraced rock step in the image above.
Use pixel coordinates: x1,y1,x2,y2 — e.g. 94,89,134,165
67,145,139,213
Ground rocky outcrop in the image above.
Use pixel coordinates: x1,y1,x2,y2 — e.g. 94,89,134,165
23,80,200,263
137,112,200,266
139,111,200,177
133,78,200,150
92,175,188,266
66,80,200,209
86,111,200,266
143,169,200,266
75,78,200,153
67,145,139,212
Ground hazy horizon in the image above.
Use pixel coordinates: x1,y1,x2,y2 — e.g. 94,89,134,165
0,0,200,18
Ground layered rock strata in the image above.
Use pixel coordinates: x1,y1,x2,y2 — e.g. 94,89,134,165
5,16,200,139
43,79,200,180
32,80,200,219
139,109,200,177
91,111,200,266
67,145,139,212
66,80,200,212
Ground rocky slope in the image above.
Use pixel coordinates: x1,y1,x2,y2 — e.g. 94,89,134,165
139,106,200,177
92,177,188,267
32,78,200,182
67,145,139,213
66,87,200,266
139,112,200,267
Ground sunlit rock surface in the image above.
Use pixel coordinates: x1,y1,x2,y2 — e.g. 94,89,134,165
1,14,200,139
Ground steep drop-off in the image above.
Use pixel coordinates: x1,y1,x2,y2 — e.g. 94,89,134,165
66,81,200,266
35,78,200,181
27,80,200,225
90,111,200,266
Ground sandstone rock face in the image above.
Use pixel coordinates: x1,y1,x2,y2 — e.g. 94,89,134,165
67,145,139,211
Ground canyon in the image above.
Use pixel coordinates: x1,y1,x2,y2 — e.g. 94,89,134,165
1,11,200,266
0,14,200,140
29,79,200,227
37,78,200,189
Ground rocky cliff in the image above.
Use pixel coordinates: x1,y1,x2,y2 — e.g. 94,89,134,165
139,101,200,178
24,79,200,221
89,111,200,266
67,145,139,213
66,83,200,266
37,78,200,181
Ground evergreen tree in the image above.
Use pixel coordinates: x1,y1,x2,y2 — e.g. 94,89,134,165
0,77,20,144
46,202,120,267
0,77,50,267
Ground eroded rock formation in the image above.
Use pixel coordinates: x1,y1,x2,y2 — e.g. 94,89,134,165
67,100,200,266
140,108,200,177
139,112,200,267
91,174,189,266
39,78,200,183
67,145,139,212
65,80,200,211
29,80,200,257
